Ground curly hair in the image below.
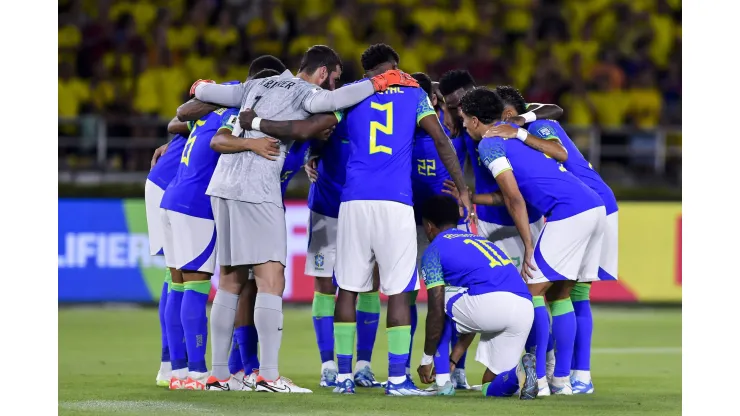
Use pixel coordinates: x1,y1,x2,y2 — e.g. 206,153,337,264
248,55,286,77
495,85,528,115
460,87,503,124
360,43,400,72
421,195,461,228
439,69,476,96
412,72,433,98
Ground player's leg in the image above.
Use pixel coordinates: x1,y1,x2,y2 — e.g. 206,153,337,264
429,317,455,394
354,268,382,387
235,277,260,389
305,211,340,386
333,201,376,394
405,289,418,379
374,201,428,396
145,180,171,386
546,281,577,395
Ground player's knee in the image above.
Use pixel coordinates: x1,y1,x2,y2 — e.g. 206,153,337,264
314,276,335,295
218,271,243,294
169,268,184,284
254,262,286,296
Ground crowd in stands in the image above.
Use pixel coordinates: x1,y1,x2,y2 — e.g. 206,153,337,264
59,0,681,171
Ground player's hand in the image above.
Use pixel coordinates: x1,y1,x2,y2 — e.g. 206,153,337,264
317,127,334,141
150,143,168,170
485,124,518,139
370,69,419,92
239,108,257,130
189,79,215,98
245,137,281,161
460,190,475,225
417,364,436,384
442,179,462,200
521,245,538,281
304,157,319,182
504,115,527,126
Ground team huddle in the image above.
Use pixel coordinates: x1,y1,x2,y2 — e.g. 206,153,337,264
144,43,618,399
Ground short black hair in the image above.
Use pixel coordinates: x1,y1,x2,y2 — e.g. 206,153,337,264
460,87,503,124
495,85,528,115
421,195,461,229
298,45,343,75
249,55,286,77
252,69,280,79
412,72,433,97
361,43,400,72
439,70,476,96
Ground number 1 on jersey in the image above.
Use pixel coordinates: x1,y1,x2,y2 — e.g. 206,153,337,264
369,101,393,155
464,239,512,268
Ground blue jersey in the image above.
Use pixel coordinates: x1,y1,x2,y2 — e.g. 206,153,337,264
411,112,467,225
528,120,618,215
465,133,542,225
478,122,603,221
160,107,239,219
421,228,530,301
280,140,311,197
341,85,437,205
307,112,350,218
147,135,187,189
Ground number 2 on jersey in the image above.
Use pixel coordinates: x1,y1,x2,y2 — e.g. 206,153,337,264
369,101,393,155
464,239,512,268
181,119,205,166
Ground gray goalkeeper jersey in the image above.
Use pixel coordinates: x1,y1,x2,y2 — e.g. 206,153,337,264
206,70,321,207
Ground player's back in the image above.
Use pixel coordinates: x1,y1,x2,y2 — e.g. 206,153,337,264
342,85,434,205
207,71,320,206
480,123,603,221
161,107,238,219
529,120,618,215
423,229,530,299
280,140,311,198
309,117,351,217
148,134,187,189
465,134,542,225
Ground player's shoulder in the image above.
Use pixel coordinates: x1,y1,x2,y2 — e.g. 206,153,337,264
528,119,560,137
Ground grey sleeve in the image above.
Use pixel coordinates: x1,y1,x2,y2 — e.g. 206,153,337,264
194,82,248,107
302,80,375,113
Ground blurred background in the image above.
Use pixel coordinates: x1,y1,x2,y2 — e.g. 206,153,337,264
58,0,681,305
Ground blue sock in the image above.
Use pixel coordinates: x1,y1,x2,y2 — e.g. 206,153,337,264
228,332,243,375
165,283,186,373
312,292,335,363
550,299,577,378
388,326,411,381
571,283,593,371
451,327,467,370
484,367,519,397
532,296,550,379
434,318,453,379
159,276,170,362
406,294,418,371
356,292,380,364
182,281,210,374
236,325,260,373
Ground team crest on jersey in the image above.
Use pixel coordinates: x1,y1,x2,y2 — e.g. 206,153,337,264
314,253,325,270
226,115,238,128
538,126,554,137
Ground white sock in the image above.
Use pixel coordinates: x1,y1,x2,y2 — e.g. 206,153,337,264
572,370,591,382
210,290,239,380
354,360,371,374
436,373,451,387
337,373,352,383
174,368,188,379
388,375,406,385
322,360,338,372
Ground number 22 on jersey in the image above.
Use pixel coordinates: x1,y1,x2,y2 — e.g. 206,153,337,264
369,101,393,155
464,239,512,268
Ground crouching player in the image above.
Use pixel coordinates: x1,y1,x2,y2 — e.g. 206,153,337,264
416,195,537,399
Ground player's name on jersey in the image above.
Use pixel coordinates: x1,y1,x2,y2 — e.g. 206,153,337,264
58,232,164,269
260,79,298,91
377,86,405,95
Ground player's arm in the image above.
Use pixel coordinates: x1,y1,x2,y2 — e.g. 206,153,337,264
176,98,219,122
442,179,505,206
418,249,447,382
485,124,568,163
525,103,564,121
301,70,419,113
239,109,340,141
450,333,475,370
192,80,249,108
167,117,190,135
210,114,280,159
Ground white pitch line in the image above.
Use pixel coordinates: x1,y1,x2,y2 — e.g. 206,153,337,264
59,400,212,413
592,347,681,354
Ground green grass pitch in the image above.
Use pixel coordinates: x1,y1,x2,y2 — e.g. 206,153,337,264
59,306,681,415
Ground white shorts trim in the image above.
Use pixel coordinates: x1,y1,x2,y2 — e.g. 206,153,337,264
335,200,419,296
145,180,165,256
305,211,338,278
446,289,534,375
528,207,607,285
477,217,544,273
160,209,217,274
592,211,618,282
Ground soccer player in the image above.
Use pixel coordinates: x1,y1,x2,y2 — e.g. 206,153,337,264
460,87,606,395
191,45,420,393
415,195,537,399
490,86,619,394
146,118,190,386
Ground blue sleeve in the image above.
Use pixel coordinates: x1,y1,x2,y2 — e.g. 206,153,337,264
421,245,445,289
478,137,507,167
529,120,561,141
416,90,436,125
219,108,240,131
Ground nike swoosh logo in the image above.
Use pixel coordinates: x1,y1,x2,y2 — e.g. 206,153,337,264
260,382,290,392
278,327,283,331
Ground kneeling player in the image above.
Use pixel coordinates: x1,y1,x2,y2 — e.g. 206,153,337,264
416,195,537,399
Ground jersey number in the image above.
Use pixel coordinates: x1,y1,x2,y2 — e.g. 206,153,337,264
464,239,512,268
369,101,393,155
417,159,436,176
181,119,206,166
